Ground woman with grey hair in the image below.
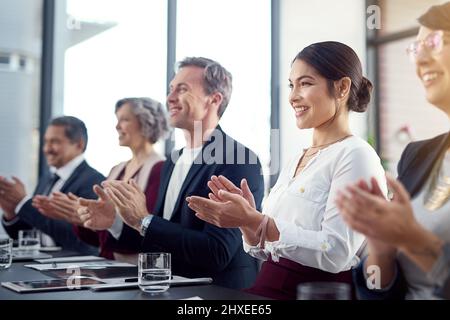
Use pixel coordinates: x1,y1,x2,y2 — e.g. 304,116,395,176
35,97,169,259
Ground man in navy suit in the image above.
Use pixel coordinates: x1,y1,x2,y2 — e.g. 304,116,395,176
0,116,104,254
80,57,264,289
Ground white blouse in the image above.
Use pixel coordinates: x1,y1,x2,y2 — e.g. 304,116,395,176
243,136,387,274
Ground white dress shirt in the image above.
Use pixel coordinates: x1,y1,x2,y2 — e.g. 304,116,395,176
163,146,203,220
244,136,387,274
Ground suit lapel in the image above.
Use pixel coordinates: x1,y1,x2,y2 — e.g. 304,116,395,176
59,161,88,193
34,174,51,195
153,150,179,215
405,132,450,198
168,126,224,220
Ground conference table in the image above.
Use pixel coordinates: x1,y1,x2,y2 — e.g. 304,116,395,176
0,251,266,300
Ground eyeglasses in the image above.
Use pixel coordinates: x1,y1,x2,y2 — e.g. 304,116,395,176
406,30,445,61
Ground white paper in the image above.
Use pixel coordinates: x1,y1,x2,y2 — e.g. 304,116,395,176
34,255,105,264
25,260,136,271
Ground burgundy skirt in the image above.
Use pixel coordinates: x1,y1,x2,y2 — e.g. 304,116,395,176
244,256,354,300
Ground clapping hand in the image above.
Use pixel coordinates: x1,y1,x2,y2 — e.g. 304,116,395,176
336,175,420,251
77,185,116,230
33,192,83,225
101,180,149,232
207,175,256,209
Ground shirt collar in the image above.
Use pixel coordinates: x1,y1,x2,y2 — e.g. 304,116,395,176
49,154,85,181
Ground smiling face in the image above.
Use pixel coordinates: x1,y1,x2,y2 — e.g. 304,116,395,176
288,59,339,129
415,26,450,113
115,103,145,148
166,66,213,131
43,125,83,168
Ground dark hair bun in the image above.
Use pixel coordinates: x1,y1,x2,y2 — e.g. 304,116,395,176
350,77,373,113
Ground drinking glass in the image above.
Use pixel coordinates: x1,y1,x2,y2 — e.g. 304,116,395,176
0,238,13,270
18,230,41,252
297,282,351,300
138,252,171,294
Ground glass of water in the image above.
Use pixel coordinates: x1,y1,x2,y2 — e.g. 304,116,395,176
18,229,41,252
297,282,351,300
138,252,171,294
0,238,13,270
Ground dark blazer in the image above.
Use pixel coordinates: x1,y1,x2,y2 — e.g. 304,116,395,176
2,160,105,255
354,131,450,299
119,126,264,289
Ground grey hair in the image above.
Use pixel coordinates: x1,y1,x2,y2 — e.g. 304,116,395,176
177,57,233,118
115,97,170,144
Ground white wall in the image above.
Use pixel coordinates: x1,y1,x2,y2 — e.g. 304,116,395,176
279,0,368,167
0,0,43,236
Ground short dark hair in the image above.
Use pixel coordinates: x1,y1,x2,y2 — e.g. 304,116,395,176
418,2,450,31
294,41,373,113
49,116,88,151
176,57,233,118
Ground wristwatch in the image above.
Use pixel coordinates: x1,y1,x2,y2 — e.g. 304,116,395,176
140,215,153,236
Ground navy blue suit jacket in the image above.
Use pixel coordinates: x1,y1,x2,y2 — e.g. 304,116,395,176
354,132,450,299
120,127,264,289
2,160,105,255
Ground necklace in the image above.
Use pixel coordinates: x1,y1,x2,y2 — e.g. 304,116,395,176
309,134,353,149
294,134,353,177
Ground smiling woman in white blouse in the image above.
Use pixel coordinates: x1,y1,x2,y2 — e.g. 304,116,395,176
186,41,387,300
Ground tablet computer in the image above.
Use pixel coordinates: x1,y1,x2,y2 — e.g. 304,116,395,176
90,276,212,291
1,277,106,293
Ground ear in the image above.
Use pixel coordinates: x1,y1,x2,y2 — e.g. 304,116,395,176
206,92,223,115
334,77,352,99
76,139,85,152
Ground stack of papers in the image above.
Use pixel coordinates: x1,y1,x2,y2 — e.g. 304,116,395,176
12,249,52,261
25,260,136,271
34,255,105,264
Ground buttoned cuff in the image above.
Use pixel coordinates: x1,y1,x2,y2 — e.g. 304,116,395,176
108,211,124,240
242,236,270,261
2,213,20,226
15,196,30,215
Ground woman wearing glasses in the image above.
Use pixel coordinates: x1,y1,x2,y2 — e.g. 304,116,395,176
336,2,450,299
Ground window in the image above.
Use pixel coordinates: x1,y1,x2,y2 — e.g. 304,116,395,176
176,0,272,182
54,0,168,175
